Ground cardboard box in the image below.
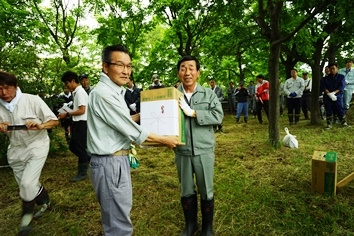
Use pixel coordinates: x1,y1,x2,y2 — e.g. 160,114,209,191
140,87,185,146
311,151,337,196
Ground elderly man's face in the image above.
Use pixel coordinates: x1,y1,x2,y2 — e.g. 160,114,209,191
0,84,17,103
178,60,200,89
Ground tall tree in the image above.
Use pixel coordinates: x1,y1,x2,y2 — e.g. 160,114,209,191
254,0,334,147
32,0,86,68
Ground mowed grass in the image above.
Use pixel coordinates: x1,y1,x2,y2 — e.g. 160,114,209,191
1,111,354,235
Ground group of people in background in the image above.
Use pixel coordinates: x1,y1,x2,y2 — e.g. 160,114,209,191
220,59,353,130
1,38,353,235
0,45,222,236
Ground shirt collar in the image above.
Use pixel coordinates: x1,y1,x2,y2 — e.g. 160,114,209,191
100,72,126,95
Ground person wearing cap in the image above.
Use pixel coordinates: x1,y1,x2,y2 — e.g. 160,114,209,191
79,73,94,95
301,72,312,120
234,81,249,123
0,71,58,235
338,59,354,112
284,69,304,125
148,74,165,90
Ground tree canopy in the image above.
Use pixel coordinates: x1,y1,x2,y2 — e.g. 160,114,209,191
1,0,354,147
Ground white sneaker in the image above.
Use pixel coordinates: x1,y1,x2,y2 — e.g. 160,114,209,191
34,202,51,219
325,124,332,130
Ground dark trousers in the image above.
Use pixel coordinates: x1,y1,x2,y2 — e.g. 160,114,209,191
301,93,311,118
287,98,301,123
69,121,89,164
256,100,269,123
324,95,345,117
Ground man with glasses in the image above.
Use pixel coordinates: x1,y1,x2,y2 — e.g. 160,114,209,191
87,44,178,236
320,63,349,129
58,71,90,182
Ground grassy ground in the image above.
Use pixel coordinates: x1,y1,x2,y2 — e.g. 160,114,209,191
1,112,354,235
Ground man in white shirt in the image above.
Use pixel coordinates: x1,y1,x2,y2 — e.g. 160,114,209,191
58,71,90,182
301,72,312,120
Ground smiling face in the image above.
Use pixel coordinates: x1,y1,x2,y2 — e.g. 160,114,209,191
102,51,132,86
178,60,200,92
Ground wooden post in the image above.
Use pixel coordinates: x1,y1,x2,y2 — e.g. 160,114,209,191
337,172,354,188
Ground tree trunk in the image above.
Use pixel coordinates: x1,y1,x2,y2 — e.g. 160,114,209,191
310,41,324,125
268,43,281,148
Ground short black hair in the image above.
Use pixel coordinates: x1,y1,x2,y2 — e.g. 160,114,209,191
346,59,353,63
328,63,338,68
0,71,17,87
102,44,131,63
256,74,264,80
177,55,200,71
61,71,79,83
302,72,308,75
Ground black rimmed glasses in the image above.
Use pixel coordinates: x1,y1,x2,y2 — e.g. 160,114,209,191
105,62,133,71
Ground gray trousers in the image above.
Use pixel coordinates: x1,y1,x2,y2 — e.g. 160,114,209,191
90,154,132,236
175,153,215,200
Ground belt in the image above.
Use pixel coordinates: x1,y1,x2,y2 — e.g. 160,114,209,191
113,149,130,156
91,149,130,157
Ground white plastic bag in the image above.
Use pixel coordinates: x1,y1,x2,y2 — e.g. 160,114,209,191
282,127,298,148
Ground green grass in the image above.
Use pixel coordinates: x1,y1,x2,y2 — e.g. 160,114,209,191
1,112,354,235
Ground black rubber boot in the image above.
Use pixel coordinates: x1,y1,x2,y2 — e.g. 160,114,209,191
295,114,300,124
244,117,248,123
288,114,294,125
18,199,35,236
236,118,239,123
201,198,214,236
71,162,88,182
34,186,51,218
180,194,198,236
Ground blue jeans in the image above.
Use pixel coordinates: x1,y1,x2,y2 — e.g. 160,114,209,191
236,102,249,119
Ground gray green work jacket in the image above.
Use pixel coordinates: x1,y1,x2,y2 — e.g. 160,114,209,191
175,83,224,156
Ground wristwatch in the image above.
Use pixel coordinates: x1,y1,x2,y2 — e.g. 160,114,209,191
66,112,71,118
